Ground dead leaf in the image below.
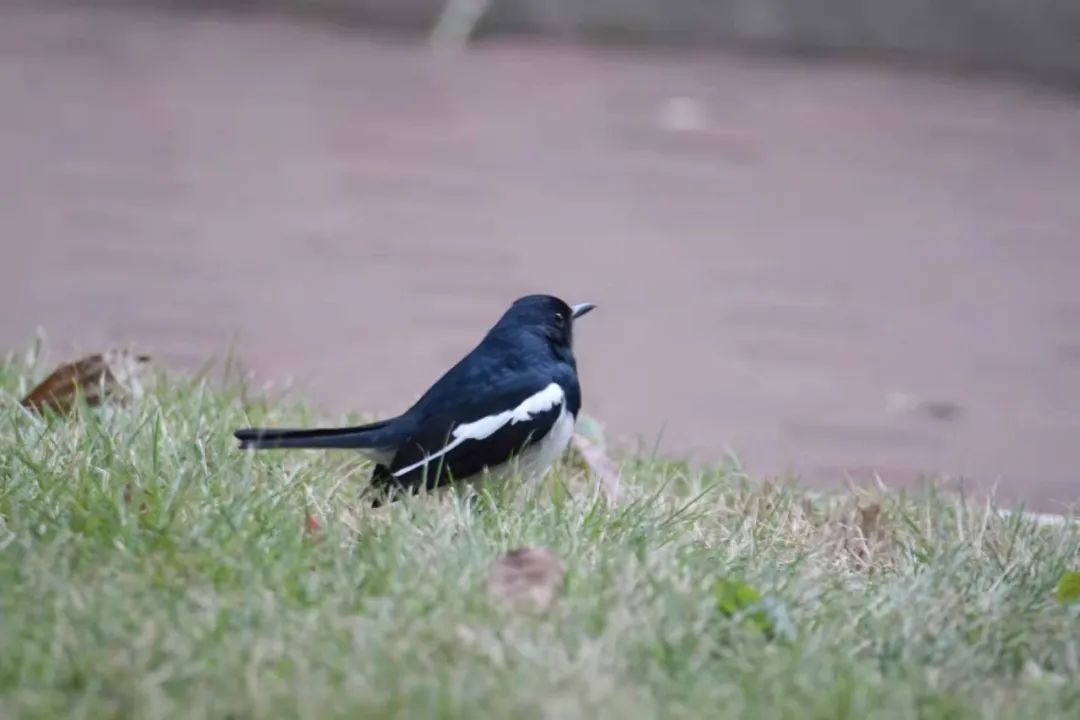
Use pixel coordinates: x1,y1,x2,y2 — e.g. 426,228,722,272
842,502,888,563
571,433,622,503
884,391,962,421
858,502,882,540
487,547,565,612
21,350,152,415
304,513,323,544
920,400,962,421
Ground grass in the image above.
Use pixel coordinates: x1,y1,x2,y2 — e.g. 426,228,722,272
1,347,1079,720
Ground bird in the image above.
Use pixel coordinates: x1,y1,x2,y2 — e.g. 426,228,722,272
233,294,596,506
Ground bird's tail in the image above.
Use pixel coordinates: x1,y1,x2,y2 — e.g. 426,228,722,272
234,418,397,451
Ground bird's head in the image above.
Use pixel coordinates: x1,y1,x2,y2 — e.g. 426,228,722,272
496,294,596,350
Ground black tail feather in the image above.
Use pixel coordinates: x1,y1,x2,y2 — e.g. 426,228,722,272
234,418,396,450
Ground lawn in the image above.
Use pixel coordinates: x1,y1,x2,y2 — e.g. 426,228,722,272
1,347,1078,719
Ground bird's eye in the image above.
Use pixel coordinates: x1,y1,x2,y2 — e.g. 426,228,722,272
554,313,566,326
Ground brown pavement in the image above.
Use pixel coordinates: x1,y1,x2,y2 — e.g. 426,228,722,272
4,4,1080,510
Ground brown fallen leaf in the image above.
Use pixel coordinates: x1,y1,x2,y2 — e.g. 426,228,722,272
304,513,323,544
884,391,963,422
487,547,565,612
21,349,152,416
858,502,881,538
843,501,889,563
571,433,622,503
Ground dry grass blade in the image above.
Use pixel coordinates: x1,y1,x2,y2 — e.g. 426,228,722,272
572,433,622,503
21,350,152,415
487,547,565,613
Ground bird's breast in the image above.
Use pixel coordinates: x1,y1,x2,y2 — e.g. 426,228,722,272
519,402,576,479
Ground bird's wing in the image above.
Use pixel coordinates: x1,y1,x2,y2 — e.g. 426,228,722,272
378,378,567,496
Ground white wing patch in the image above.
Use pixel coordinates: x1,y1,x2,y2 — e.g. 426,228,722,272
392,383,565,478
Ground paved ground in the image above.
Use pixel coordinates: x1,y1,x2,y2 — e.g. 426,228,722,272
4,4,1080,509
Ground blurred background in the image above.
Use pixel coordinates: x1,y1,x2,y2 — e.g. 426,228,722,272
4,0,1079,509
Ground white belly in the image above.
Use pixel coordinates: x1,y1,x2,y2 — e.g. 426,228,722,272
522,405,576,479
482,406,576,486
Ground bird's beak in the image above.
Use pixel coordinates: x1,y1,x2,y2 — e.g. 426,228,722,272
571,302,597,319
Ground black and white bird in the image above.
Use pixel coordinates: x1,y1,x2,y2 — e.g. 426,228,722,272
233,295,596,505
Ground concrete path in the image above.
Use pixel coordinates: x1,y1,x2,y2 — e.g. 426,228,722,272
4,5,1080,509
